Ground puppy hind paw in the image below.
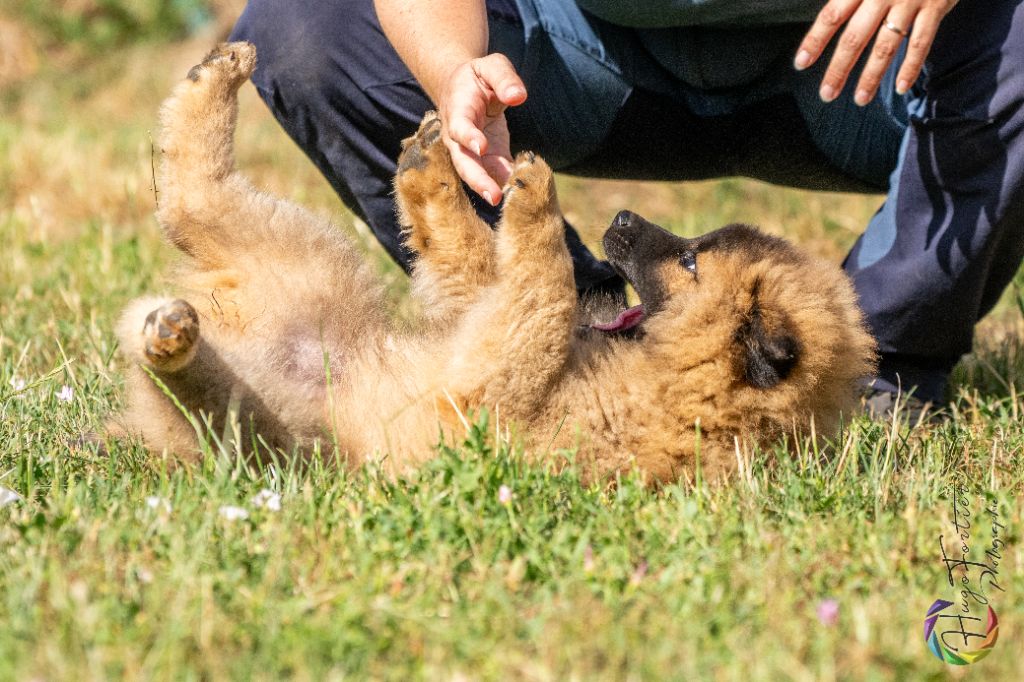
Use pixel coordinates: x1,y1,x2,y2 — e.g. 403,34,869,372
186,41,257,87
142,299,200,373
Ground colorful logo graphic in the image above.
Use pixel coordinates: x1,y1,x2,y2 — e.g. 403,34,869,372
924,599,999,665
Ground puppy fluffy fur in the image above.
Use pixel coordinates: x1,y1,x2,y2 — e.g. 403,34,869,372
111,43,876,483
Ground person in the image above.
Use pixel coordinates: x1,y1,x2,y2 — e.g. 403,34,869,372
229,0,1024,408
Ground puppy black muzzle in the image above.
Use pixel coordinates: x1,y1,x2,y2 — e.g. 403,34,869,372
603,210,690,314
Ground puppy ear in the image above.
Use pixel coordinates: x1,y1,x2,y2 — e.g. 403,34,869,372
736,292,799,389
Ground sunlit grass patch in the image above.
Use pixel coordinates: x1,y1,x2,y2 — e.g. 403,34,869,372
1,378,1021,679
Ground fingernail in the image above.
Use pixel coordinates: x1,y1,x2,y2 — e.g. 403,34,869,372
896,79,910,95
794,50,812,70
471,140,481,156
505,86,525,100
483,190,493,205
854,89,870,106
820,84,837,102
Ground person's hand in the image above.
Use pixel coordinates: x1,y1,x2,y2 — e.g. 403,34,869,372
438,53,527,206
794,0,958,105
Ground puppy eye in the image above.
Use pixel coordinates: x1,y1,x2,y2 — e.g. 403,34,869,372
680,251,697,273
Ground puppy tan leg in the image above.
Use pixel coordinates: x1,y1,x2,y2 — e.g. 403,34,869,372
157,41,282,265
112,297,207,456
448,152,576,417
395,112,496,321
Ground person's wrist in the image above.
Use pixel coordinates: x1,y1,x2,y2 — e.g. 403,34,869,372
434,64,461,118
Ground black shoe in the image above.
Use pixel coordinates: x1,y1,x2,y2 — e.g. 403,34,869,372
873,353,952,404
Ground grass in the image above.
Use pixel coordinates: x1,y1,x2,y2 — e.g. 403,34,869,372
2,7,1023,680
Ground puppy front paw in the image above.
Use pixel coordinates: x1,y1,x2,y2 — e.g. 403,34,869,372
499,151,562,246
395,111,466,255
502,151,558,216
397,111,444,175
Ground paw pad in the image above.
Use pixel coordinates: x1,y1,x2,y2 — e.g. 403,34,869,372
143,299,200,369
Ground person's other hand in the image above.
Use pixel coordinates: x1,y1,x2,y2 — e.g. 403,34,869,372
794,0,958,105
439,53,527,206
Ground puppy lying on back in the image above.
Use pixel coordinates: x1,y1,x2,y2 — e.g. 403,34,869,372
111,42,876,483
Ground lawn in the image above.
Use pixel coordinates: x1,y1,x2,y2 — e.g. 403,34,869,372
1,4,1021,680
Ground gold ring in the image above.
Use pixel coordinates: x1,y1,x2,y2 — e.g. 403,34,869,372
883,20,909,38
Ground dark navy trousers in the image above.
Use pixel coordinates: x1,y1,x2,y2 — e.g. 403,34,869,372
231,0,1024,403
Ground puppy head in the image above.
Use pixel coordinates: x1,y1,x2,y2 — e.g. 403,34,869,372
598,210,876,428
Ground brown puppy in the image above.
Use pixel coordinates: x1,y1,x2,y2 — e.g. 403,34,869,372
111,42,876,483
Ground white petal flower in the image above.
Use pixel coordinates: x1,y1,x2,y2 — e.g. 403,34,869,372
219,505,249,521
8,377,26,392
145,496,171,513
57,385,74,402
498,485,513,505
0,486,22,508
251,489,281,511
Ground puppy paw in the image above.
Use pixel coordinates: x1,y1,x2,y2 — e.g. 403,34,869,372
500,151,560,233
397,111,445,175
395,111,468,255
142,299,200,373
186,41,257,88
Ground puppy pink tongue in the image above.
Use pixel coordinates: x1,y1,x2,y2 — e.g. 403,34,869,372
592,304,645,332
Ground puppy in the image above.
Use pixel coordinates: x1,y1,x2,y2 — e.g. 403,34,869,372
110,42,876,483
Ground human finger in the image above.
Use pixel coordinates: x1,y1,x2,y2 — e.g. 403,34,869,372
895,6,944,94
854,6,918,105
794,0,862,71
446,101,489,158
472,52,528,107
445,135,503,205
818,0,891,102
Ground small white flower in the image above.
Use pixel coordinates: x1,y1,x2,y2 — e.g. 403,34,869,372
219,505,249,521
498,485,513,506
136,567,154,584
251,489,281,511
0,486,22,508
8,377,26,392
145,496,171,513
57,385,74,402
